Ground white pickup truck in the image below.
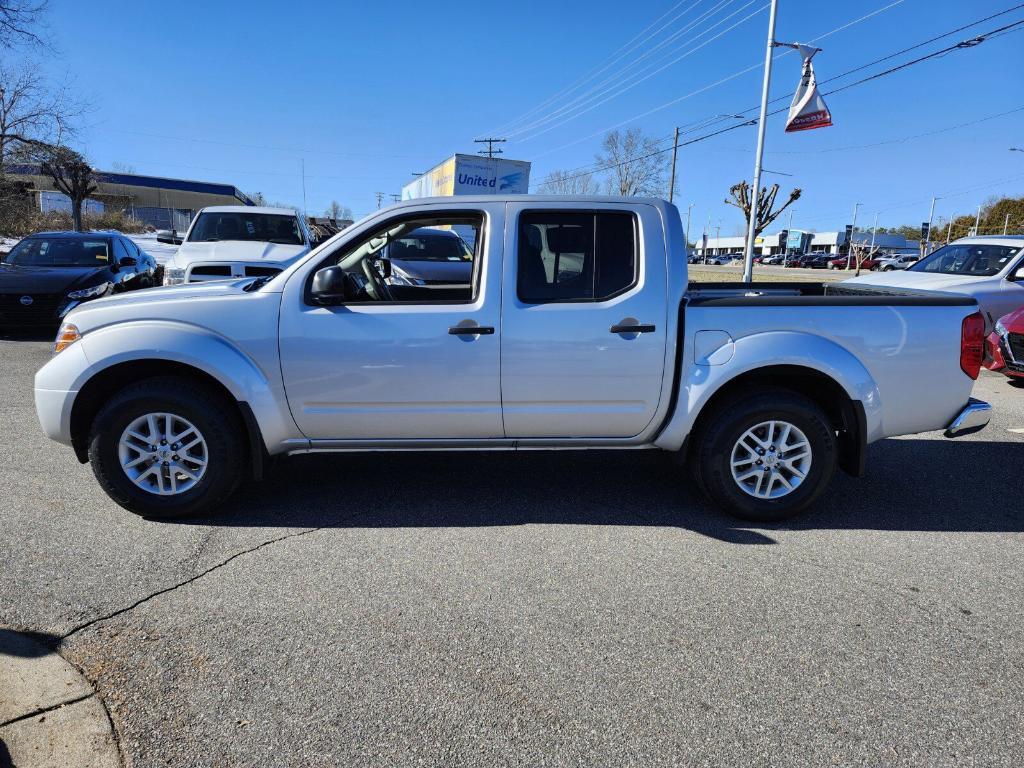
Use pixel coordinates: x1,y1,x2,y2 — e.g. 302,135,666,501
160,205,314,285
34,196,991,522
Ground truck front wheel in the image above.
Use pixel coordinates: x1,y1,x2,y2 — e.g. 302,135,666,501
87,377,245,519
691,389,836,522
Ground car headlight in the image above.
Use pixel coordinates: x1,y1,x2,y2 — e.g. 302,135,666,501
387,270,424,287
53,322,81,354
995,320,1008,337
163,267,186,285
67,282,113,300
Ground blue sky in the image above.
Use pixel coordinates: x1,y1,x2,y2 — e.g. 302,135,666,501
39,0,1024,234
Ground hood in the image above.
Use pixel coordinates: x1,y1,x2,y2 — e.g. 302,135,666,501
0,262,108,293
176,240,307,264
999,304,1024,329
65,279,252,323
392,259,473,283
844,270,992,292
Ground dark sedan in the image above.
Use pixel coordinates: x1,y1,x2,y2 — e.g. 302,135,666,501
0,232,157,327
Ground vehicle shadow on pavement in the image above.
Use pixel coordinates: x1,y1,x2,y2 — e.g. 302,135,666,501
170,435,1024,545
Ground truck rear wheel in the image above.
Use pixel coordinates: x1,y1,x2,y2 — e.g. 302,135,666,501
691,389,836,522
88,377,245,519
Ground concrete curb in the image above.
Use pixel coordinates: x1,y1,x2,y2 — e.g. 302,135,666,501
0,628,120,768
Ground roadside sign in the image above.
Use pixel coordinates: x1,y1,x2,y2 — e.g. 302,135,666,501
921,222,930,241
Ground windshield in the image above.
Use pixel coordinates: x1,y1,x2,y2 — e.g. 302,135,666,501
188,212,303,245
386,229,472,262
910,243,1021,277
2,237,110,267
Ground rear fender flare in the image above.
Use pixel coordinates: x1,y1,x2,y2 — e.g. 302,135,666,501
654,330,883,451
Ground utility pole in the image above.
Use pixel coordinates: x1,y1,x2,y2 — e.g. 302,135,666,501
474,138,506,159
1004,212,1011,235
974,204,982,235
742,0,779,283
668,126,681,203
946,218,953,244
375,192,385,209
390,193,401,203
847,202,861,269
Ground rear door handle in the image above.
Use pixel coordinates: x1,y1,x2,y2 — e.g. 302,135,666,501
610,323,656,334
449,325,495,335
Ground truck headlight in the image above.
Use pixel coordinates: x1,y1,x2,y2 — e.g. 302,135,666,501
995,320,1008,337
67,282,112,300
163,267,186,285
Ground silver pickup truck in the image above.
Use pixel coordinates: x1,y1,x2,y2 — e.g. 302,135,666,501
34,196,991,522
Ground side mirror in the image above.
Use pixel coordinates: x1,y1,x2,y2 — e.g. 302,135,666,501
311,265,349,303
156,230,183,245
374,257,392,279
118,256,137,268
1013,266,1024,281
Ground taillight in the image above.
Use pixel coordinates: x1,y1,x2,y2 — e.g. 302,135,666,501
960,311,985,379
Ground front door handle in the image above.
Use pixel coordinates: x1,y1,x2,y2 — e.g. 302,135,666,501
449,325,495,335
610,323,656,334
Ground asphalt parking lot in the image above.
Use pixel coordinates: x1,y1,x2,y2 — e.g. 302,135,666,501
2,334,1023,767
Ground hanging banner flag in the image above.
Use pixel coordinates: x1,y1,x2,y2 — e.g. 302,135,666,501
785,45,832,133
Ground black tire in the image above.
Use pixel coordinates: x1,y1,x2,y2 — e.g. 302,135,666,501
690,388,837,522
88,376,245,519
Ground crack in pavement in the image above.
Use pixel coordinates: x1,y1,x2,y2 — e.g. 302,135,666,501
59,526,329,641
0,692,95,729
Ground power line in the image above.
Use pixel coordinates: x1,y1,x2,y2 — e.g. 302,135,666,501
533,9,1024,188
530,0,1024,161
487,0,704,136
512,0,769,142
502,0,740,138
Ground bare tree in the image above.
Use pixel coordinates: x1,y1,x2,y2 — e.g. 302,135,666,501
724,180,801,240
536,169,599,195
39,145,95,231
247,191,267,206
595,128,666,197
0,59,78,164
324,200,352,221
0,1,48,48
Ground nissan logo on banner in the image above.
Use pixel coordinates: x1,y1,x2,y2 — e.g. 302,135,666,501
19,296,33,306
785,45,832,133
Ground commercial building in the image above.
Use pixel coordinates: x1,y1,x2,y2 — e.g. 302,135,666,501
695,230,909,259
5,165,254,231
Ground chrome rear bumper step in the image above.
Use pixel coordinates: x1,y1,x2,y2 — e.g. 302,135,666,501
945,398,992,438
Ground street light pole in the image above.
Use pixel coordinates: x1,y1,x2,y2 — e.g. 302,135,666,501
742,0,779,283
925,196,937,254
685,203,693,253
975,204,982,235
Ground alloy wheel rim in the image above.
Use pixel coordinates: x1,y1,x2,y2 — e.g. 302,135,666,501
730,420,812,500
118,412,208,496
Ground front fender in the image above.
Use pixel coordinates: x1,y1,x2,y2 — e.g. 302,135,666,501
654,330,883,451
68,320,297,453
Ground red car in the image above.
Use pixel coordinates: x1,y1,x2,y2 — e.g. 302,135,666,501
827,256,883,271
985,306,1024,381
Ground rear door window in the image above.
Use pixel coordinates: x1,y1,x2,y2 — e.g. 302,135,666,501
517,211,638,303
